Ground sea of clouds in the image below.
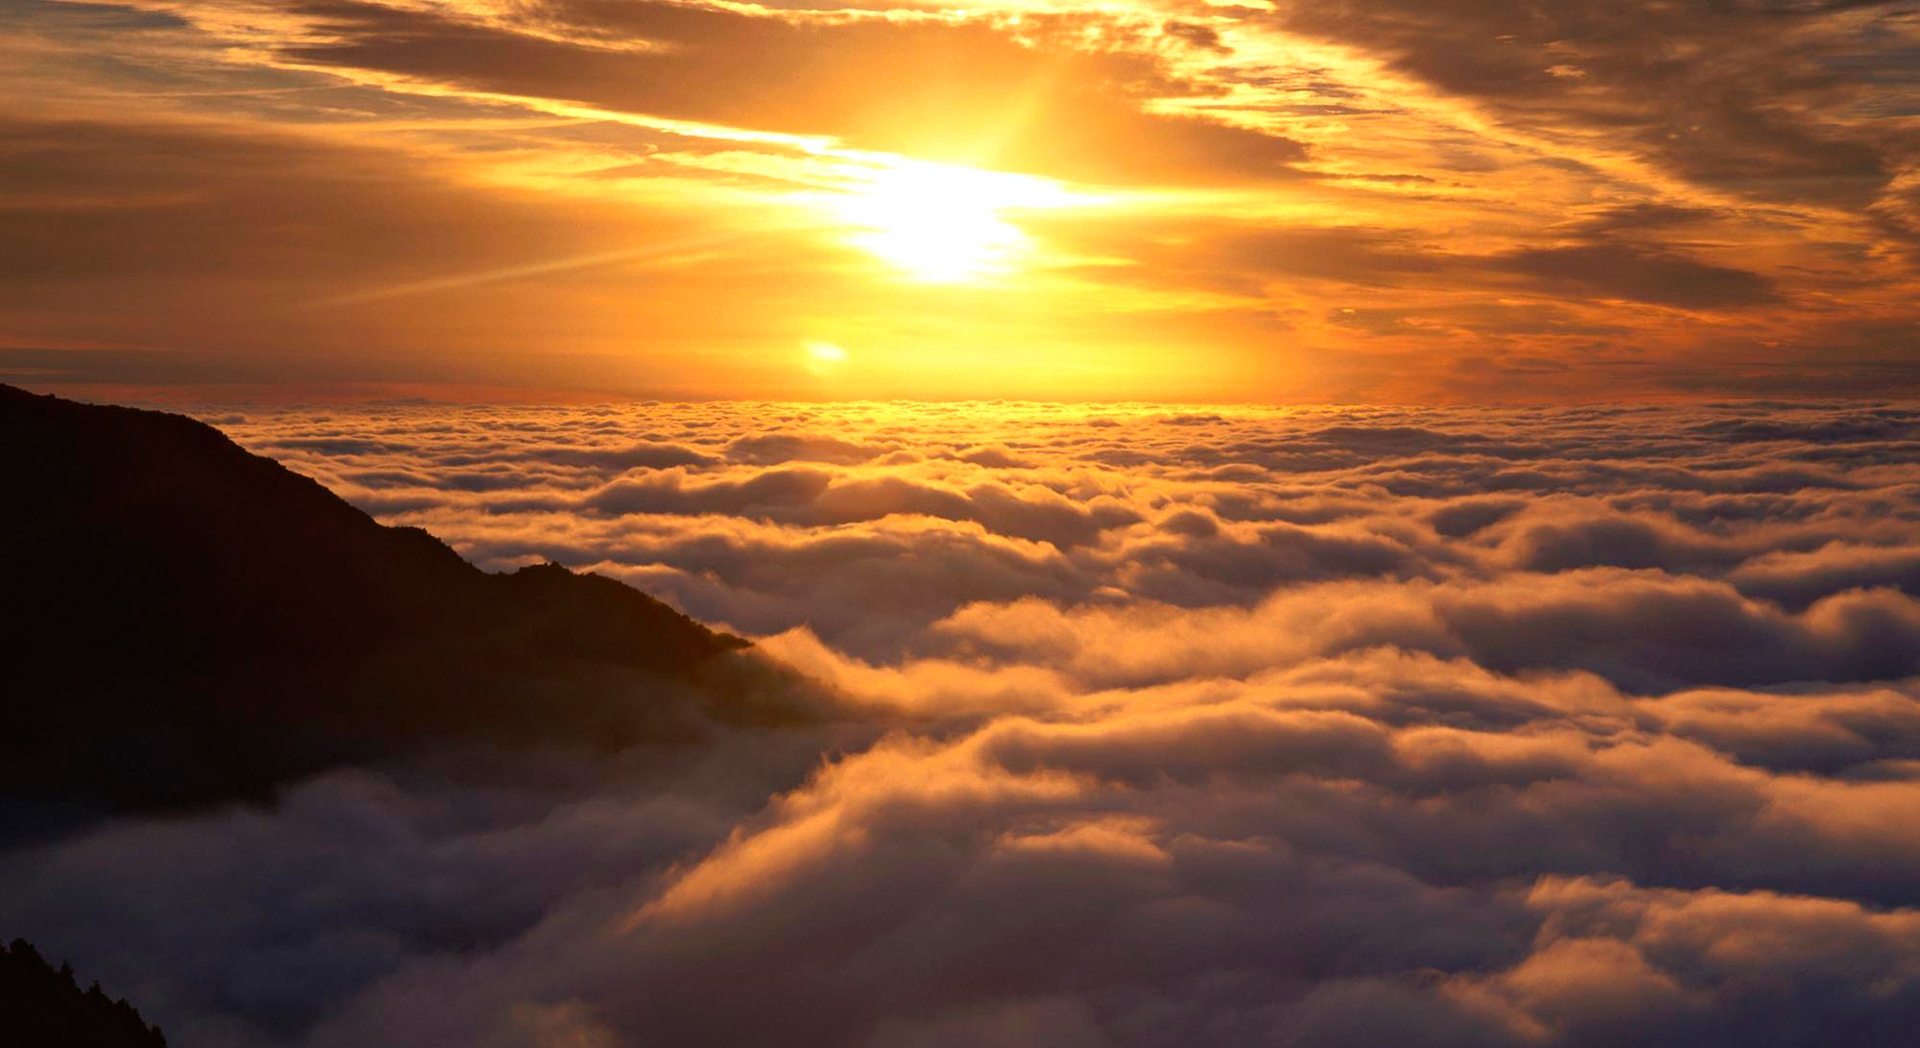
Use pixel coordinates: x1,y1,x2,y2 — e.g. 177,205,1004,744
7,401,1920,1047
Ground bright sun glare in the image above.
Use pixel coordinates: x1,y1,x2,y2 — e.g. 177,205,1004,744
833,160,1071,283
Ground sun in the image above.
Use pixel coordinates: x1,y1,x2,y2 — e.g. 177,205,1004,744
832,160,1070,282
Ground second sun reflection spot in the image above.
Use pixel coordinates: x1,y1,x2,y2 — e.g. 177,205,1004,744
803,340,849,377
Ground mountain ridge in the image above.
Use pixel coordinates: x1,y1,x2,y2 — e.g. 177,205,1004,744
1,384,769,833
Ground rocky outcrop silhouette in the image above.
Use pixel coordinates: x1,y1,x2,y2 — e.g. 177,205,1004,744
0,939,168,1048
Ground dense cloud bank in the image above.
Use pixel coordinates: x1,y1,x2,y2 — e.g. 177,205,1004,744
9,401,1920,1047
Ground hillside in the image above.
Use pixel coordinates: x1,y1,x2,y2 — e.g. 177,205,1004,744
0,385,761,830
0,939,168,1048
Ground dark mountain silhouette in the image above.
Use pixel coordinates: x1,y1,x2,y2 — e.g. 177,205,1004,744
0,938,168,1048
1,384,780,834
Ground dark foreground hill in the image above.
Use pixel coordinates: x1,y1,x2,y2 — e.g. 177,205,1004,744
0,939,168,1048
1,384,775,831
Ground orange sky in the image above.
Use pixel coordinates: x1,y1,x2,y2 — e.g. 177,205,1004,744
3,0,1918,401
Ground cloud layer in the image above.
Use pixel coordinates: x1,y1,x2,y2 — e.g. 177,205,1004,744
6,401,1920,1047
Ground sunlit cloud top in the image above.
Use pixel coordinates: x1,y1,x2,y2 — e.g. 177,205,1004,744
2,0,1918,401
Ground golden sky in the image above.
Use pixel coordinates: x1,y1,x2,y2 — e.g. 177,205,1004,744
3,0,1918,401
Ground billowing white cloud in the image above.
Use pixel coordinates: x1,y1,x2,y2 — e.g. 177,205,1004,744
7,400,1919,1046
